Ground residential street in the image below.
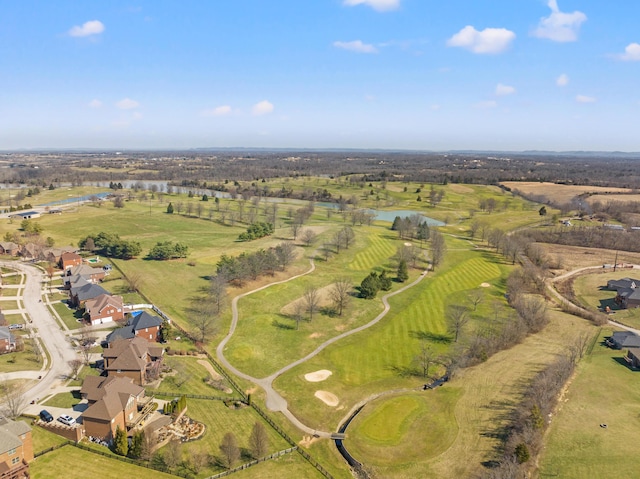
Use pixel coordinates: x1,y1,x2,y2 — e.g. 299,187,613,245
0,261,77,405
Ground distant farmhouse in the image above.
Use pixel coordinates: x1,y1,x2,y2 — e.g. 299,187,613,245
607,277,640,309
10,210,40,220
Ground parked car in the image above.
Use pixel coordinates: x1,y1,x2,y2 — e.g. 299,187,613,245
8,324,24,330
39,410,54,423
57,414,76,426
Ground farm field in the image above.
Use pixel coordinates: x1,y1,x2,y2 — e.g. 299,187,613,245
538,328,640,479
500,181,634,204
537,243,640,273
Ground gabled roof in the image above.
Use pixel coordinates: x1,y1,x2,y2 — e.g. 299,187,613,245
130,311,163,331
608,278,639,291
69,264,104,277
105,327,135,343
83,392,125,422
81,376,144,403
71,283,110,302
61,251,82,262
85,294,123,315
0,326,15,343
0,417,30,454
611,331,640,348
0,241,18,251
106,346,147,372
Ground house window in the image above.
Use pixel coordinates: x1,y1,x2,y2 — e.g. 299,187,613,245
12,457,20,465
128,412,134,420
8,447,16,455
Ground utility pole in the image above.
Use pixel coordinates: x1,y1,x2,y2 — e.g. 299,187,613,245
614,250,619,272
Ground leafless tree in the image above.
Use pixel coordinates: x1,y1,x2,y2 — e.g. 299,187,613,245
68,359,83,379
78,328,97,364
209,275,228,314
196,202,203,218
249,422,269,459
446,304,470,343
290,220,302,240
292,301,305,330
414,342,437,379
341,226,356,249
330,278,352,316
190,300,218,343
275,241,296,270
468,289,485,311
126,272,143,293
164,439,182,472
301,228,317,247
175,201,184,215
219,432,240,469
186,202,194,217
113,196,125,208
430,228,447,270
0,381,27,419
304,286,320,321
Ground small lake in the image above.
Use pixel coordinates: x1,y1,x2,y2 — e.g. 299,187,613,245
38,191,111,207
318,202,444,226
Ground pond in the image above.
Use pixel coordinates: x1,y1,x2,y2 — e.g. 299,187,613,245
318,202,444,226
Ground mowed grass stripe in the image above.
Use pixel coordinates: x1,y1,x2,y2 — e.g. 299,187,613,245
349,232,396,271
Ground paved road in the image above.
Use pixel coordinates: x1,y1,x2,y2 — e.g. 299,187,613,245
216,255,429,437
0,261,76,404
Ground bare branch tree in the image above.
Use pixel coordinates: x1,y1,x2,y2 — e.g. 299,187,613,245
414,342,437,379
68,359,83,379
301,229,317,247
0,381,27,419
219,432,240,469
446,304,470,343
303,286,320,321
249,422,269,459
329,278,352,316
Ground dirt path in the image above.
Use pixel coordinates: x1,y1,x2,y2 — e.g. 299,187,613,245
215,254,429,437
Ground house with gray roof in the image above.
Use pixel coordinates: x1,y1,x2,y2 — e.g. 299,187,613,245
69,282,110,308
0,417,33,478
608,277,640,309
606,331,640,349
105,311,164,345
0,326,17,354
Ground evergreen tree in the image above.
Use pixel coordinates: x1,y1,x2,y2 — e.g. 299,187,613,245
113,426,128,456
202,194,208,201
166,202,174,214
360,272,380,299
379,270,393,291
397,259,409,282
128,430,144,459
514,443,530,464
391,216,402,231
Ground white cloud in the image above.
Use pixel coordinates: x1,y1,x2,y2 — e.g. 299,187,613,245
533,0,586,43
88,99,102,108
116,98,140,110
202,105,233,117
617,43,640,61
343,0,400,12
556,73,569,86
495,83,516,96
252,100,274,116
333,40,377,54
447,26,515,54
68,20,105,37
474,100,497,109
576,94,596,103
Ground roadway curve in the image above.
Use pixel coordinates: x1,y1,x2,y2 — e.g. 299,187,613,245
0,261,76,402
216,255,429,437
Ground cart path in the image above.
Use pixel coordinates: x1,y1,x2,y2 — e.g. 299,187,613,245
216,256,428,437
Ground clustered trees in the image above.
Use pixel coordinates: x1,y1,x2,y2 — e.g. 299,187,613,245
478,353,580,478
79,232,142,259
216,241,296,285
359,270,392,299
238,222,274,241
391,214,430,242
147,241,189,260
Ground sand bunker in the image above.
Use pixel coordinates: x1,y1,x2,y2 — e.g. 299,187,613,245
315,390,339,407
197,359,222,380
480,283,491,288
404,242,412,246
304,370,332,382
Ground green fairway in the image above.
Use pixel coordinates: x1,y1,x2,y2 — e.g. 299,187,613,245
346,389,460,475
538,328,640,478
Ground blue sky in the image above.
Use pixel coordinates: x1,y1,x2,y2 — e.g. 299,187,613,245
1,0,640,151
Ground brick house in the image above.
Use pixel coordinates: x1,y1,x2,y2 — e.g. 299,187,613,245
64,264,106,289
0,417,33,479
80,376,145,441
60,252,83,270
105,311,164,344
84,294,125,326
69,283,110,308
103,336,164,386
0,242,19,256
0,327,17,355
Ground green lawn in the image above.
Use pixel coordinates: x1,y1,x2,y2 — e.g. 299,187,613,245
156,356,234,396
50,300,85,330
158,398,293,478
43,390,82,408
30,445,176,479
538,328,640,478
1,273,23,285
29,423,70,453
0,339,42,372
67,362,101,387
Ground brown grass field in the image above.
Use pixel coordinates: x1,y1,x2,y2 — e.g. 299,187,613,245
537,243,640,273
586,193,640,204
500,182,634,204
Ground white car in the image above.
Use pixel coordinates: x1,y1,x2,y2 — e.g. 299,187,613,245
57,414,76,426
